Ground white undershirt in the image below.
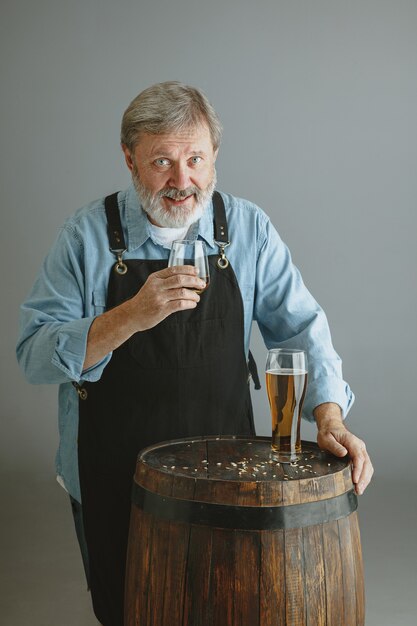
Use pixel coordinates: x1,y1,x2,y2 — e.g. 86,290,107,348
149,223,189,248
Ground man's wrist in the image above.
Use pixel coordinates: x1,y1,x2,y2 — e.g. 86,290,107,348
314,402,345,429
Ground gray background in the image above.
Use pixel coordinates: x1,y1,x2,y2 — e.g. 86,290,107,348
1,0,416,624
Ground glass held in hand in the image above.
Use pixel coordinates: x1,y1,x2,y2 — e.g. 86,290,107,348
265,348,308,463
168,240,210,294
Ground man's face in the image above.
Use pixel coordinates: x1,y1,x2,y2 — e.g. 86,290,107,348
123,123,218,228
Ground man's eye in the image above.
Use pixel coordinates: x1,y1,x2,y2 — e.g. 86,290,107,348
155,158,170,167
190,156,202,165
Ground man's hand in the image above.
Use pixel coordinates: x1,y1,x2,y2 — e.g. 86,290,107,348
127,265,205,332
314,403,374,496
83,265,206,370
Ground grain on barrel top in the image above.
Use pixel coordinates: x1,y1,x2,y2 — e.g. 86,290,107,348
140,438,208,480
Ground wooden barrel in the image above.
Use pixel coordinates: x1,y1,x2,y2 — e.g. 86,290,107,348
125,437,365,626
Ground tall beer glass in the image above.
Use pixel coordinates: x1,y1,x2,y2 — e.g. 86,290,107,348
266,349,308,462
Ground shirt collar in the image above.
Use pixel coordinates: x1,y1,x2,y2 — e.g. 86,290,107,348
124,184,217,252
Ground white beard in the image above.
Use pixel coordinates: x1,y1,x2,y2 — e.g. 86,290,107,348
133,168,217,228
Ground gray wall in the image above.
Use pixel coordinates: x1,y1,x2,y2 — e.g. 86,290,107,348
2,0,417,481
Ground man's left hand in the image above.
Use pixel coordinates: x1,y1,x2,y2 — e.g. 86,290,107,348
314,403,374,496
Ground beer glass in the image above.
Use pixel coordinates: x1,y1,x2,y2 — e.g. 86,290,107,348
168,240,210,294
266,349,308,462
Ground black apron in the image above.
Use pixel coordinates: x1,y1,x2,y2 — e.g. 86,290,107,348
77,191,257,626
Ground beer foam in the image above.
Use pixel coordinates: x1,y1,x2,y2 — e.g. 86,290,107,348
266,368,308,375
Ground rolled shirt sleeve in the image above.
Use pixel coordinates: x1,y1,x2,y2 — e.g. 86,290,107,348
52,318,111,382
16,222,112,385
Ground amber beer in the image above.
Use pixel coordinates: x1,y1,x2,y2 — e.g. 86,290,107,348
266,349,308,462
194,277,210,294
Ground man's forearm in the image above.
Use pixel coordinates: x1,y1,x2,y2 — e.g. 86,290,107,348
83,299,138,371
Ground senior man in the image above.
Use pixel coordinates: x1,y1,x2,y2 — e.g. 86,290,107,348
17,81,373,626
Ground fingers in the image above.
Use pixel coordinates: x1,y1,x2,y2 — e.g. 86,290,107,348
317,429,374,496
155,265,200,279
148,266,206,293
163,297,199,315
130,266,206,331
146,281,201,315
317,430,348,457
165,287,201,304
160,271,206,293
350,441,374,495
319,432,348,457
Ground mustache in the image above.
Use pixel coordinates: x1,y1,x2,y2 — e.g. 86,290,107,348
159,186,201,201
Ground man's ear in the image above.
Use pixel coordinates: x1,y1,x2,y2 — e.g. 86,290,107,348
121,144,134,173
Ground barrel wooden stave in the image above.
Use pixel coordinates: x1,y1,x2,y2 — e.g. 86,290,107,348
260,530,286,626
126,517,364,625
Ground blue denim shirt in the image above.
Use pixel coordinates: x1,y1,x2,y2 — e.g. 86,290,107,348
16,186,354,501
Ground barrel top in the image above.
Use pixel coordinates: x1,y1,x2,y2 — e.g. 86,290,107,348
138,436,349,483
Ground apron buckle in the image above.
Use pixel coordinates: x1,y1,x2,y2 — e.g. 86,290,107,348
72,381,88,401
112,248,128,275
215,240,230,269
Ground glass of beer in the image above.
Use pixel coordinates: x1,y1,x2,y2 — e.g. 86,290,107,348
168,240,210,294
266,349,308,462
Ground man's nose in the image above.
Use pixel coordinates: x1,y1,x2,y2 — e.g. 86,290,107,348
169,162,191,190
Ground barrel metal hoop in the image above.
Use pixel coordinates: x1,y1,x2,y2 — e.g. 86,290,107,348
131,483,358,530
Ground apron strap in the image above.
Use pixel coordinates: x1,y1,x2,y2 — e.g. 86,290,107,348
248,350,261,390
212,191,230,269
105,192,125,249
104,192,128,275
212,191,229,243
212,193,259,389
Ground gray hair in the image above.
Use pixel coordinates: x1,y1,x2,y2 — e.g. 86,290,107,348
120,81,222,152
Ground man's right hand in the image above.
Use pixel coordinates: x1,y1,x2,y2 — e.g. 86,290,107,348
83,265,206,371
127,265,205,331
